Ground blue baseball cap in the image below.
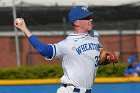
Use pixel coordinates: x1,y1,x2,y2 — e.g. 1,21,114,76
128,55,136,65
68,6,94,24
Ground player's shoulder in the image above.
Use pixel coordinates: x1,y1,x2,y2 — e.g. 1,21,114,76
55,37,74,48
66,33,88,41
88,30,99,38
57,38,68,44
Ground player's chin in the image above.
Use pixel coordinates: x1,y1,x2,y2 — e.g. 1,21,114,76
88,26,93,31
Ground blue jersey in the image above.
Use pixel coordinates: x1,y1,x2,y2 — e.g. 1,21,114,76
124,62,140,75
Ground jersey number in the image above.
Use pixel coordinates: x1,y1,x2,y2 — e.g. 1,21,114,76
95,56,99,67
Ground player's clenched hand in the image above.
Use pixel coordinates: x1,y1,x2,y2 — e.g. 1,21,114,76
14,18,28,32
99,50,118,65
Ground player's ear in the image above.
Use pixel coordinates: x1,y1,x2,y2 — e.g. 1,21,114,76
73,20,80,27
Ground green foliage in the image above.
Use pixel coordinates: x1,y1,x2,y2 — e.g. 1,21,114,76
0,65,63,79
0,63,127,79
96,63,127,77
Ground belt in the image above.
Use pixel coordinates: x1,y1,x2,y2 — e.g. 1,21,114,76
63,84,91,93
63,84,74,87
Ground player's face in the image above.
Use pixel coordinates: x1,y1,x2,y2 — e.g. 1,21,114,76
79,16,93,32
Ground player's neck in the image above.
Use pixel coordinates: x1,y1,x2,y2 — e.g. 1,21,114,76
74,27,88,34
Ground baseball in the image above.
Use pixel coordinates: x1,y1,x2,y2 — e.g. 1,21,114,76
15,18,22,25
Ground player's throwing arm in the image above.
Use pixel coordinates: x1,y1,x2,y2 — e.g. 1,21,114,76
14,18,55,60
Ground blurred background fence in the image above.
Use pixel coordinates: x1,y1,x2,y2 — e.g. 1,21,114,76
0,0,140,67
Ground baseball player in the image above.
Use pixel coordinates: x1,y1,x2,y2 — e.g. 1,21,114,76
124,55,140,77
14,6,118,93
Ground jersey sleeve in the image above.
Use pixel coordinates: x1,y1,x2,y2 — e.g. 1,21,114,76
136,62,140,71
28,35,56,60
124,68,129,74
127,67,138,74
44,44,56,60
54,40,67,57
137,62,140,67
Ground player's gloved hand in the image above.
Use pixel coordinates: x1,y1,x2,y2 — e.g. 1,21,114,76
99,50,118,65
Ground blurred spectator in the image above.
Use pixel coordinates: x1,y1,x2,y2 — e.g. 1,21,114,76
124,55,140,77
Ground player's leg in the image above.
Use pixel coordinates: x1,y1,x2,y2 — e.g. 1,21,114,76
56,86,74,93
56,86,68,93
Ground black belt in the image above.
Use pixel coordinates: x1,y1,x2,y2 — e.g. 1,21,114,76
63,84,91,93
63,84,74,87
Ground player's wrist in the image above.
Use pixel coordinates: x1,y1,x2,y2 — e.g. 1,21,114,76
23,28,32,37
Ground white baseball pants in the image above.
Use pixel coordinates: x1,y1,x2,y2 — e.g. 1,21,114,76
56,86,91,93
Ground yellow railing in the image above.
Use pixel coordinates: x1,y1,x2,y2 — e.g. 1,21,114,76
0,77,140,85
95,77,140,83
